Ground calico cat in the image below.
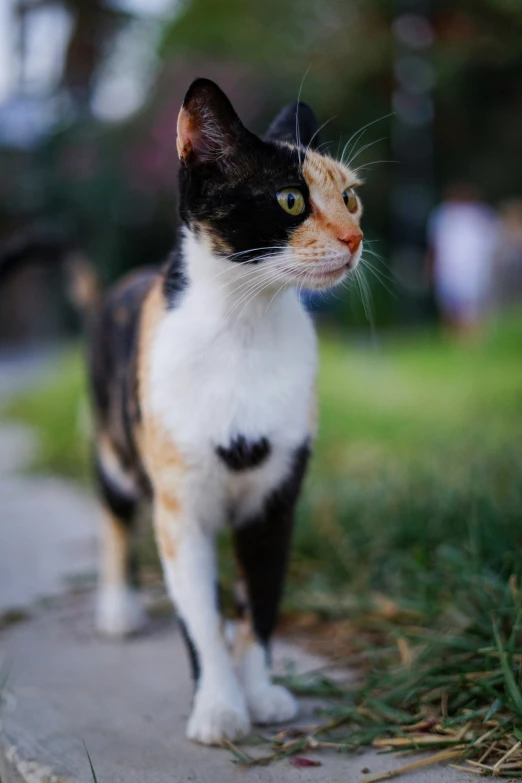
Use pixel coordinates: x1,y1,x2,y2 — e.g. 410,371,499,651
2,78,364,745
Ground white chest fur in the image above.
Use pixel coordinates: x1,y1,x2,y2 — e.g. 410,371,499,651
147,232,317,525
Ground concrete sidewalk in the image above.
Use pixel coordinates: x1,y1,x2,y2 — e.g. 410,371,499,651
0,594,469,783
0,425,97,614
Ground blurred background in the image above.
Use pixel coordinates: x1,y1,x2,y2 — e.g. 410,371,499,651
0,0,521,641
2,0,522,337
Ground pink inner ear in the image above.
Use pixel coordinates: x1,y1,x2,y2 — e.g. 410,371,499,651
176,107,199,162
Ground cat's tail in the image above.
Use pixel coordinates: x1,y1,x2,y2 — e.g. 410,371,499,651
0,230,102,320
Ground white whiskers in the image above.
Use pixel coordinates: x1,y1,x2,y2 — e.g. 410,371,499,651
295,65,311,167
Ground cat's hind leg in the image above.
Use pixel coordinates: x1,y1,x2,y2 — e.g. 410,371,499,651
94,446,147,637
233,444,310,725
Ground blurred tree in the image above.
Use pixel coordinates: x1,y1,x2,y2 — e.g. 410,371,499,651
16,0,130,105
433,0,522,200
3,0,522,337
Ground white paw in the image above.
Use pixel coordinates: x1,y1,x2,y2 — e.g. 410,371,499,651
96,586,147,637
187,687,251,745
246,684,298,725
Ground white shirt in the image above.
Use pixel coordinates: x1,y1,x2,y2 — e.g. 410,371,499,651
429,202,498,302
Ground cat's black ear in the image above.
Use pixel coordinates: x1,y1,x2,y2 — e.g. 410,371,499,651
265,102,319,149
177,78,246,166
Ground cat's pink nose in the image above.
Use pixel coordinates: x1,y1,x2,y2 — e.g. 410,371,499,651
338,229,363,254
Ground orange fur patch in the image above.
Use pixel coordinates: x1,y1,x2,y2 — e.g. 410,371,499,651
159,490,180,514
289,151,363,260
156,508,177,560
100,508,131,586
232,619,256,661
144,417,185,476
137,278,165,410
136,279,186,477
143,416,186,565
136,277,186,565
199,221,233,256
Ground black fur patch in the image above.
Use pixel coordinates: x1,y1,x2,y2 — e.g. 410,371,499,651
179,141,311,264
88,267,158,492
176,81,320,265
173,585,221,688
264,102,320,149
94,454,136,525
93,454,140,587
178,616,201,684
216,435,271,471
233,441,310,645
163,244,188,309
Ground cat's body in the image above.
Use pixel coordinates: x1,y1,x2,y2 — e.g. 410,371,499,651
3,79,364,745
92,230,318,744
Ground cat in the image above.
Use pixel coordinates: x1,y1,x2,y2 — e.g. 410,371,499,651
1,78,364,745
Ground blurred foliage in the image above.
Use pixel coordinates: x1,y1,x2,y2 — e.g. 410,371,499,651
160,0,522,202
433,0,522,200
2,0,522,327
160,0,391,120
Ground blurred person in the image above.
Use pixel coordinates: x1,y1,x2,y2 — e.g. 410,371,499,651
493,199,522,309
426,183,498,334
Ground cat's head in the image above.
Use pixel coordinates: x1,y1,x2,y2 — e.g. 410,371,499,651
176,78,363,290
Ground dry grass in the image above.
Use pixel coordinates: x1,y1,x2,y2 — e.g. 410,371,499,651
226,576,522,778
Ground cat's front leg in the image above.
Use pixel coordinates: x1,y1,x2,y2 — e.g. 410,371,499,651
154,492,250,745
233,443,310,725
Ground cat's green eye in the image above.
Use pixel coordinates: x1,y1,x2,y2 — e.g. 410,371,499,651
276,188,305,216
343,188,358,213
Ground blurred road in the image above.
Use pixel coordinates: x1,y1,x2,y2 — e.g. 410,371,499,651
0,450,97,612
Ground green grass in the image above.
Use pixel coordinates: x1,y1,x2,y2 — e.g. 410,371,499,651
291,314,522,617
83,741,100,783
2,348,90,481
239,576,522,778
